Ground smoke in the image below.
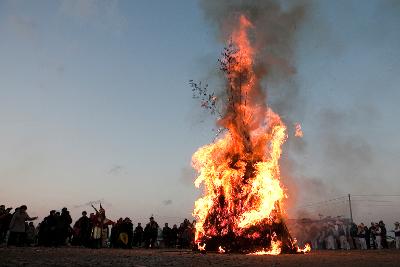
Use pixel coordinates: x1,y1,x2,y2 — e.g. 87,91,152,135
199,0,307,117
199,0,313,213
162,199,173,206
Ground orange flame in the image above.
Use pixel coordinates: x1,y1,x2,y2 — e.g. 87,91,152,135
248,233,282,255
297,243,311,253
192,15,296,253
218,246,226,254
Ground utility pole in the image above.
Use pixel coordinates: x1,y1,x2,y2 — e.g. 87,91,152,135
348,194,353,223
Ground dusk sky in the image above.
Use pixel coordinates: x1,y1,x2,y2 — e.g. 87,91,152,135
1,0,399,226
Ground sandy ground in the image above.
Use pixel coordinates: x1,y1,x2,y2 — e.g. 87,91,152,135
1,247,400,267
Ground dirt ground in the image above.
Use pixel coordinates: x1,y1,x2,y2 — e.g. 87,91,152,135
1,247,399,267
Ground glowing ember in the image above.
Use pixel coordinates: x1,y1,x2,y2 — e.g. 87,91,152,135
198,243,206,251
218,246,226,254
297,243,311,253
294,123,303,137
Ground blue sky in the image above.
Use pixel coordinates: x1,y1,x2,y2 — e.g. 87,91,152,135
0,0,399,225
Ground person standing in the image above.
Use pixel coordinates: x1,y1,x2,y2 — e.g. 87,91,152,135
0,207,13,244
357,224,367,250
350,223,358,249
374,223,382,249
59,208,72,246
379,221,388,249
133,223,143,247
170,224,178,248
75,211,91,247
364,225,370,249
8,205,37,246
369,222,376,249
338,223,349,250
394,222,400,249
146,216,159,248
162,223,171,248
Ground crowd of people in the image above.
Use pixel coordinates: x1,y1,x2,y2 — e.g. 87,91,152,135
0,204,196,249
289,217,400,250
2,204,400,251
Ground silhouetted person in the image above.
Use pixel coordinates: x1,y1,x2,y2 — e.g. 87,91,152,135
75,211,91,247
364,225,370,249
133,223,143,247
119,218,133,249
0,206,13,243
350,223,358,249
57,208,72,245
170,224,178,248
145,216,158,248
162,223,171,248
39,210,57,246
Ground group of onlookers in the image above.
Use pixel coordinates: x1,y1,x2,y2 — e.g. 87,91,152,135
111,217,195,249
3,204,399,251
289,217,400,250
0,203,196,249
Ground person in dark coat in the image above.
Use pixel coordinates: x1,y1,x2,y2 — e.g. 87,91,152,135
39,210,57,246
379,221,388,249
119,218,133,249
133,223,143,247
364,225,370,249
162,223,171,248
170,224,178,248
144,216,158,248
74,211,91,247
0,207,13,243
350,223,358,249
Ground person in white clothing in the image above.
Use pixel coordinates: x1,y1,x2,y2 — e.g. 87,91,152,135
358,224,367,250
374,223,382,249
394,222,400,249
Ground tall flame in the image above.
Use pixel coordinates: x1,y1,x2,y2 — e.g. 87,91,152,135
192,15,291,254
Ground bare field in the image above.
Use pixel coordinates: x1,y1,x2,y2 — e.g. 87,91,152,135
0,247,399,267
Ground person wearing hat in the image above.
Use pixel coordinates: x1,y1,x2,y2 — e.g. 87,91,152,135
394,222,400,249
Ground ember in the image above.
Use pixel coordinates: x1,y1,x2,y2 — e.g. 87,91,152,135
191,15,309,254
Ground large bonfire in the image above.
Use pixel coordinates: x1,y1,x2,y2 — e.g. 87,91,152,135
191,15,309,255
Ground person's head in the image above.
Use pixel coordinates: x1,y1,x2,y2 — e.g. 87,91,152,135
82,211,87,217
29,222,34,226
55,211,60,216
50,210,56,216
165,223,168,227
149,216,154,222
0,205,5,211
138,223,141,226
395,222,399,227
62,207,68,213
173,224,177,229
20,205,27,212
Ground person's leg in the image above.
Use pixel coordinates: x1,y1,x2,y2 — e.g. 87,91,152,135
396,237,400,249
376,236,382,249
7,231,15,246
